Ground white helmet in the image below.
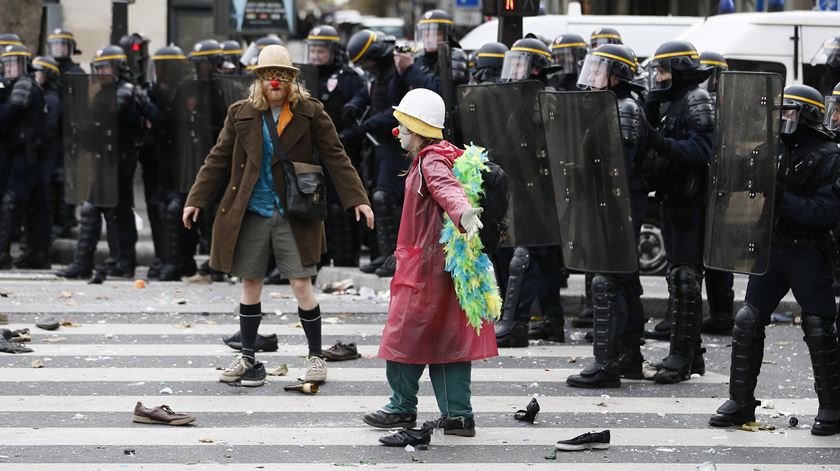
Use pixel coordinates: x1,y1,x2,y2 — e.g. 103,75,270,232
392,88,445,139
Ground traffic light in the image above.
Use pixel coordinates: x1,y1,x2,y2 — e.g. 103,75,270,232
482,0,540,17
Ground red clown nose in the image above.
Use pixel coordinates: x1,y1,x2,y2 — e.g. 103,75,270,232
391,127,399,137
270,79,280,89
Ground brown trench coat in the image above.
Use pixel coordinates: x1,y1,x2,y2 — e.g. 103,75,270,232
185,97,370,273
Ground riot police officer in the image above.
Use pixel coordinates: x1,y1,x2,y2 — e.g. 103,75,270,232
190,39,224,80
470,42,508,84
241,36,285,73
499,37,554,86
305,25,366,267
0,45,49,269
590,27,623,49
565,45,649,387
345,30,405,277
811,37,840,96
47,29,84,74
58,45,143,279
698,51,728,102
710,85,840,436
220,40,243,75
393,9,454,92
642,40,715,384
549,33,588,91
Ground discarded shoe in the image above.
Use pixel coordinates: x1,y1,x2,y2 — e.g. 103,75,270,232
182,272,213,284
0,314,7,325
0,337,33,354
10,328,31,343
555,430,610,451
514,398,540,423
223,330,278,352
435,416,476,437
362,409,417,429
36,317,60,331
240,361,266,387
379,423,434,447
132,402,196,426
323,341,361,361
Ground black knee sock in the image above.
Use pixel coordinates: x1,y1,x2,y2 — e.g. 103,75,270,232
239,302,262,363
299,304,322,357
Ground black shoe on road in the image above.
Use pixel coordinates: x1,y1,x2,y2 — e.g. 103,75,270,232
566,363,621,389
240,362,266,387
378,423,434,447
435,416,476,437
363,410,417,429
556,430,610,451
709,399,760,427
223,330,279,353
528,316,565,342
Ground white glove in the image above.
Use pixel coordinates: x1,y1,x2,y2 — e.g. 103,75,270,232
461,207,484,239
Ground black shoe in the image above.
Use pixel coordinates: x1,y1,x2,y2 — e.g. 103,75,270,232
147,260,162,280
106,261,135,278
223,331,279,353
240,362,266,387
812,408,840,436
436,416,476,437
496,323,529,348
702,316,734,336
360,255,387,274
528,317,565,342
56,263,92,279
571,306,593,328
619,349,644,380
555,430,610,451
566,363,621,389
709,399,760,427
645,318,671,340
378,424,434,447
363,410,417,429
514,398,540,423
374,255,396,277
13,253,50,269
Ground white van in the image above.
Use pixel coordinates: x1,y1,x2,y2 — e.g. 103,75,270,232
460,14,701,58
673,10,840,87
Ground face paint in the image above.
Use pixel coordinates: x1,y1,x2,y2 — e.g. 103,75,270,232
397,124,415,151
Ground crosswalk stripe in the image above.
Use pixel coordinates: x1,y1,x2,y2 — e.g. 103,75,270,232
7,322,386,336
0,395,816,415
1,426,836,448
0,367,729,384
13,343,631,357
0,466,831,471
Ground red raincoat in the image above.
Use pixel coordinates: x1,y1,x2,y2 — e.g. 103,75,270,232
378,141,499,364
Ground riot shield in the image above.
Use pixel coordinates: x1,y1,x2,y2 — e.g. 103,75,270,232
704,71,783,275
540,91,637,273
156,62,215,193
210,74,252,127
295,63,318,94
62,73,119,207
457,81,561,246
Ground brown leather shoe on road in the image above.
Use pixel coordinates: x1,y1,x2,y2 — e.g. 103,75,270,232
323,341,361,361
132,402,196,426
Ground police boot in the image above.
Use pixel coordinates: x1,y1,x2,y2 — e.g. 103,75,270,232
654,265,704,384
619,336,644,380
528,315,565,342
646,266,675,340
99,210,132,278
325,203,360,267
0,192,18,269
495,247,531,348
802,314,840,436
567,275,622,388
159,198,186,282
57,202,100,279
709,304,764,427
571,273,594,328
702,269,734,335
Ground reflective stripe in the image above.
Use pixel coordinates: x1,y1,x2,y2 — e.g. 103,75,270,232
0,51,32,58
153,54,186,61
351,31,376,63
593,51,636,70
93,54,127,62
418,18,454,25
592,33,621,40
784,93,827,111
551,42,587,49
833,90,840,96
223,49,243,55
190,49,222,56
476,52,505,59
48,33,74,40
653,50,699,60
700,59,728,69
0,40,22,46
307,35,340,41
33,59,60,73
511,46,551,58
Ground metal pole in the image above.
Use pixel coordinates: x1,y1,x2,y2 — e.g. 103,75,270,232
498,16,522,49
111,1,128,45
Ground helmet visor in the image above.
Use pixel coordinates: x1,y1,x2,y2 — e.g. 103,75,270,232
1,56,25,80
824,96,840,131
576,54,613,90
48,39,71,59
591,35,620,48
500,50,536,82
781,100,801,134
415,22,449,53
552,46,586,75
240,43,260,71
811,39,840,67
648,60,672,91
304,42,333,66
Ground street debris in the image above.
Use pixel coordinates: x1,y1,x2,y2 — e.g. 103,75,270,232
159,387,174,395
35,317,60,331
30,359,44,368
514,398,540,423
739,421,776,432
134,279,146,289
267,364,289,376
284,382,319,394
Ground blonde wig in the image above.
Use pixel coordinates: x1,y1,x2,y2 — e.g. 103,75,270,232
248,74,310,111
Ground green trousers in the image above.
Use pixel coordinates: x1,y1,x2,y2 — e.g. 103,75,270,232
382,360,473,418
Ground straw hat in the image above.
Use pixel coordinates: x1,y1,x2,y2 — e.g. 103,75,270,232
251,44,299,78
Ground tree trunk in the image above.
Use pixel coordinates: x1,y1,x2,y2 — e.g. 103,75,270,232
0,0,42,52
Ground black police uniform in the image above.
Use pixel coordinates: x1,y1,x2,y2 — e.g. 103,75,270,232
710,89,840,436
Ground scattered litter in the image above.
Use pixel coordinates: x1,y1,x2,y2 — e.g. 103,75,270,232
104,333,114,339
404,445,414,453
35,318,60,331
770,312,793,324
42,336,66,344
267,364,289,376
58,291,73,299
73,413,86,420
323,317,340,324
0,313,7,324
544,448,557,460
176,300,187,305
566,357,577,364
60,321,82,327
527,382,539,388
123,449,135,456
762,360,776,364
697,463,718,471
789,417,799,427
514,398,540,423
641,360,658,380
774,341,790,346
762,400,775,410
30,360,44,368
269,292,292,300
173,322,192,329
321,278,354,294
198,438,214,443
655,448,676,452
134,279,146,289
739,421,776,432
284,382,319,394
657,412,666,418
358,286,375,299
245,410,254,415
159,387,174,395
595,402,608,407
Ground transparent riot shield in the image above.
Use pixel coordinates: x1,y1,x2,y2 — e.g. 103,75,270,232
539,91,637,273
704,72,783,275
210,74,252,128
62,73,119,207
156,63,215,193
295,63,318,94
457,81,561,246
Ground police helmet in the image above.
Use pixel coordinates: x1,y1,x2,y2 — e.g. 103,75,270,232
577,44,637,90
416,9,454,53
698,51,728,95
1,44,31,80
500,37,552,82
220,40,243,73
551,33,588,76
32,55,60,79
0,33,23,48
590,27,622,49
811,37,840,68
782,84,826,134
92,45,128,78
305,25,342,67
648,40,700,91
190,39,223,62
824,82,840,131
347,29,394,66
47,29,81,59
241,36,284,71
473,42,508,84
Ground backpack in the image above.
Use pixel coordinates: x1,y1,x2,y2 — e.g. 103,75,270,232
477,161,509,254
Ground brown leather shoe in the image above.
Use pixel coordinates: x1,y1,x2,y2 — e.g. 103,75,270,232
323,341,361,361
132,402,196,426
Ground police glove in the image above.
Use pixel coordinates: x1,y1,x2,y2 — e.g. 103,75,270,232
461,207,484,239
643,114,666,153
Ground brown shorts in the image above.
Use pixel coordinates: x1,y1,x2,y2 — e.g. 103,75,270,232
230,210,317,280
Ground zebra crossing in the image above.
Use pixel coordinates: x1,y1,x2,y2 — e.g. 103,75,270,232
2,298,839,469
